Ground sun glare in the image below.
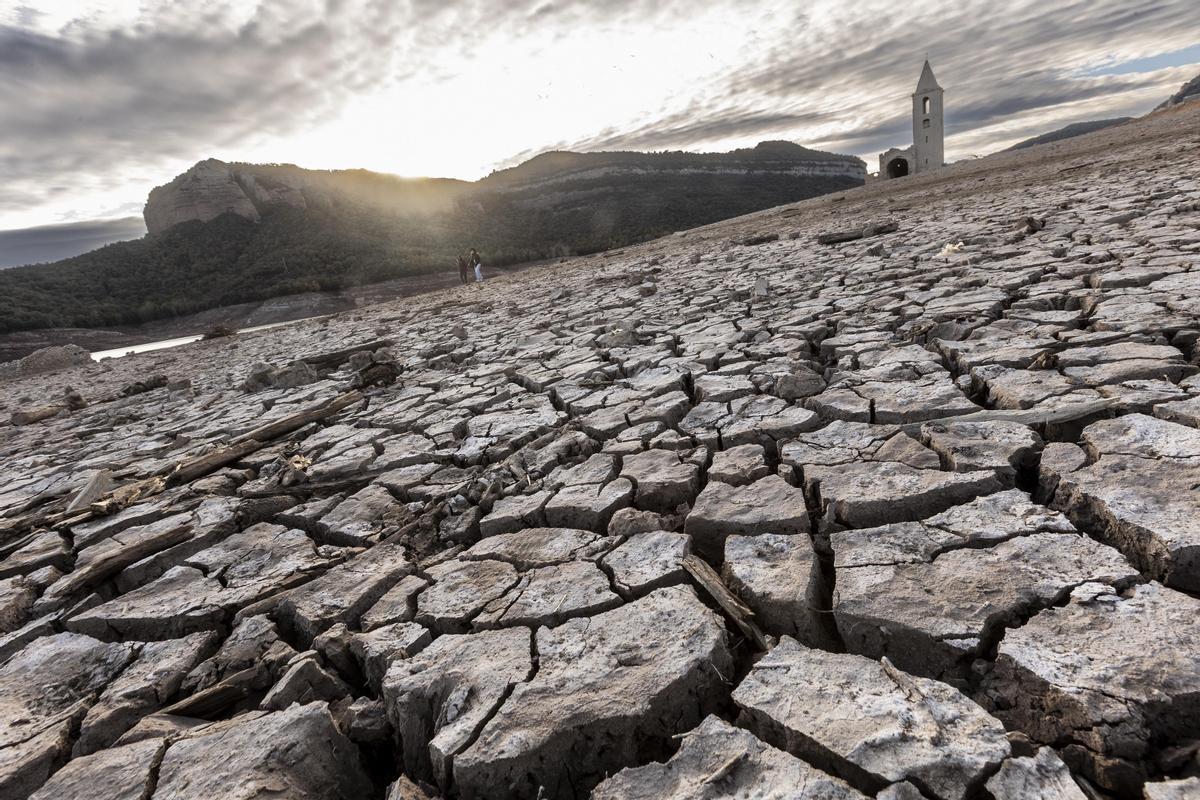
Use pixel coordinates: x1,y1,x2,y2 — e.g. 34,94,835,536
232,4,785,181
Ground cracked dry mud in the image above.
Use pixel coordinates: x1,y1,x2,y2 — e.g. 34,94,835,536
3,103,1200,800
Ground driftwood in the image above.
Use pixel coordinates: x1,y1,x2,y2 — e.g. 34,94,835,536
352,361,402,388
10,388,86,426
299,339,394,371
816,220,899,245
167,388,364,487
161,667,260,719
166,440,265,486
737,233,780,246
4,390,365,536
64,469,114,514
236,472,384,499
682,554,770,652
10,405,65,426
56,475,170,528
900,397,1117,436
230,390,363,445
121,375,168,397
37,516,193,603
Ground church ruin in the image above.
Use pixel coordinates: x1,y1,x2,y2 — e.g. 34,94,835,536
878,60,944,179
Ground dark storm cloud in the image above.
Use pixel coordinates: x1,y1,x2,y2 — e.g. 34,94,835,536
943,72,1162,132
0,216,146,268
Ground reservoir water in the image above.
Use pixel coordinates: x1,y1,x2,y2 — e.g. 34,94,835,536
90,319,303,361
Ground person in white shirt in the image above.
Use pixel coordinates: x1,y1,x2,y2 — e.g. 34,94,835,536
470,248,483,282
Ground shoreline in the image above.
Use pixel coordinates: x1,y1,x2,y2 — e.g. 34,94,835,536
0,260,545,362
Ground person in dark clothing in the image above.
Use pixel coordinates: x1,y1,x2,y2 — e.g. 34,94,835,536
470,248,483,282
456,254,470,285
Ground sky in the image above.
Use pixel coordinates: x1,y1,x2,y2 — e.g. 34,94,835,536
0,0,1197,260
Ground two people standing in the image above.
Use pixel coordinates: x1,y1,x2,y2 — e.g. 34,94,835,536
457,248,484,284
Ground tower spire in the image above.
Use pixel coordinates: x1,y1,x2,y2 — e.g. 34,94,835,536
915,59,940,93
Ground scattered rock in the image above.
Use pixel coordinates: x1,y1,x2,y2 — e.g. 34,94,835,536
152,702,373,799
384,627,533,788
982,581,1200,796
685,474,810,561
453,586,732,799
593,715,867,799
985,748,1087,800
734,638,1010,800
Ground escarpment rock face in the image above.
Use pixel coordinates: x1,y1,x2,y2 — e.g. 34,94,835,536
144,158,392,235
144,159,265,234
141,140,868,237
1156,70,1200,110
477,140,868,192
3,103,1200,799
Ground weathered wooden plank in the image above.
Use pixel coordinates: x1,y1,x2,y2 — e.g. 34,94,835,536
900,397,1117,436
682,554,771,652
231,390,363,444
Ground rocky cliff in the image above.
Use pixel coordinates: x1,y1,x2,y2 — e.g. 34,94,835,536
143,159,264,234
143,159,466,235
478,141,866,191
143,142,865,236
1156,69,1200,110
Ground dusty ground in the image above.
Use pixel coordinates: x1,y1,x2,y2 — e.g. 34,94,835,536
1,102,1200,800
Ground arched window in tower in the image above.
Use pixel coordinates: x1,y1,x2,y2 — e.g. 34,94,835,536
923,96,930,114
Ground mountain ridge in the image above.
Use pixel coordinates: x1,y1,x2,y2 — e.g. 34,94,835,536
1156,69,1200,110
0,217,147,270
142,143,865,235
479,140,860,188
1003,117,1132,151
0,141,865,333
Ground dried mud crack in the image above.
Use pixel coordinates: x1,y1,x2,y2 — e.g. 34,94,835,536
3,103,1200,799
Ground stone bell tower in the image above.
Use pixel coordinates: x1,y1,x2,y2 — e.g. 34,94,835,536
911,60,944,174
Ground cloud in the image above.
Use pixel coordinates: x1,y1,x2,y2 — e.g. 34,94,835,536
0,0,689,228
0,216,146,268
0,0,1196,235
0,2,425,223
552,0,1198,161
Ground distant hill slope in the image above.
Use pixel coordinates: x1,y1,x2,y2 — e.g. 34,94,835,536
0,145,864,333
479,141,859,188
1004,118,1132,151
1157,70,1200,110
0,217,147,269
